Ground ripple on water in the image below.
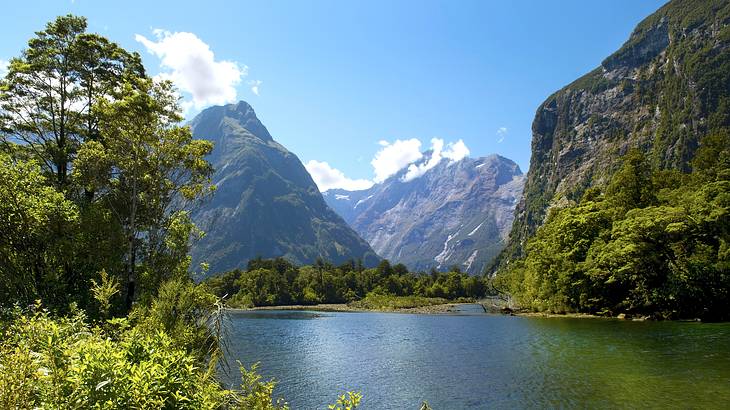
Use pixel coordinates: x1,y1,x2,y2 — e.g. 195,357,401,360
223,311,730,409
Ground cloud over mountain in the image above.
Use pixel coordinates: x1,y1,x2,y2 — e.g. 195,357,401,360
305,160,374,191
136,30,245,109
371,139,424,183
402,138,470,182
306,137,471,191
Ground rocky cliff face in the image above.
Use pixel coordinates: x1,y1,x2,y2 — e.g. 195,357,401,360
189,102,379,278
325,155,524,274
500,0,730,265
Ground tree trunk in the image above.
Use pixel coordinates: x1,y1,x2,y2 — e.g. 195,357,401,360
124,173,139,311
124,234,136,311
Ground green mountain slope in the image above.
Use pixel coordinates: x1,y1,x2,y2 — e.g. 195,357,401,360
189,102,379,278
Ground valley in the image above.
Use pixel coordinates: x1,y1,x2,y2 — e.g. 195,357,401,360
0,0,728,408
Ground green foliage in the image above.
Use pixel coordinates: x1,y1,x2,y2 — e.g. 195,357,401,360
75,78,214,309
132,278,222,365
0,14,368,409
496,149,730,320
350,294,449,310
497,0,730,274
0,304,227,409
0,15,143,188
605,149,656,214
0,153,79,307
0,15,213,315
234,362,288,410
91,269,120,317
0,295,301,409
204,257,489,308
328,391,362,410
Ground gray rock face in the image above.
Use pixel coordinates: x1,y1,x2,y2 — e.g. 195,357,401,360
325,155,524,274
189,101,379,278
499,0,730,266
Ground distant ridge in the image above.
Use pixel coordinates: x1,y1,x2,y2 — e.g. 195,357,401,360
325,154,524,274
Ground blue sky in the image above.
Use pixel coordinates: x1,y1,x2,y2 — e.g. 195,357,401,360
0,0,667,190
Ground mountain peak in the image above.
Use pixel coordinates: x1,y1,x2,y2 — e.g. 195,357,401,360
188,100,379,277
227,100,255,117
192,101,273,142
324,152,524,274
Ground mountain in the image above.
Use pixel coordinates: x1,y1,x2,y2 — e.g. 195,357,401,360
325,155,524,274
189,101,379,277
499,0,730,266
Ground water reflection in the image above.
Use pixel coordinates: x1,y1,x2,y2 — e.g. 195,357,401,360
223,311,730,409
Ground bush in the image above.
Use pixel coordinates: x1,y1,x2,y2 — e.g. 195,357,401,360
0,297,295,409
349,294,448,310
0,304,226,409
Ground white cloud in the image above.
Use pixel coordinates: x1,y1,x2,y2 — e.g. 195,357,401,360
135,30,245,109
371,138,423,183
402,138,470,182
248,79,262,96
308,137,470,191
496,126,508,143
305,160,374,192
443,139,470,161
0,59,8,78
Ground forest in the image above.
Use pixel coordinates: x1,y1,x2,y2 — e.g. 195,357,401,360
203,257,489,308
494,143,730,321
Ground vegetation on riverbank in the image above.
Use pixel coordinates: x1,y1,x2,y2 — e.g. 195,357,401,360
239,299,475,314
494,145,730,321
203,257,490,309
349,295,450,310
489,0,730,322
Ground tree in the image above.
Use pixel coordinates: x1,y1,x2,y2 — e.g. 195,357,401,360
605,149,656,214
75,79,213,309
0,15,143,190
0,153,78,307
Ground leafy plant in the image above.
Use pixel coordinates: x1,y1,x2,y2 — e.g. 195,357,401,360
328,391,362,410
91,269,120,317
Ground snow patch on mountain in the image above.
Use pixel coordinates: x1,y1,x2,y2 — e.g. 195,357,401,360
463,250,478,272
354,195,374,208
468,222,484,236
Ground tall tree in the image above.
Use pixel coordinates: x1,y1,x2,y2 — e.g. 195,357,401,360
75,79,214,309
0,15,143,190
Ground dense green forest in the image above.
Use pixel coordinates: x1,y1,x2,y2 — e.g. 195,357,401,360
204,257,489,308
0,15,357,408
494,141,730,321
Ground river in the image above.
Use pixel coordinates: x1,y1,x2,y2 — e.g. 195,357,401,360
222,306,730,409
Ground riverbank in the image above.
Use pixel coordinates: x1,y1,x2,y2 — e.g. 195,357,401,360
228,302,483,315
514,311,605,319
480,296,661,321
227,300,668,320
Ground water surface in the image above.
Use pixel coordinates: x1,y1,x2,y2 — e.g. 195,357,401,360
222,307,730,409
